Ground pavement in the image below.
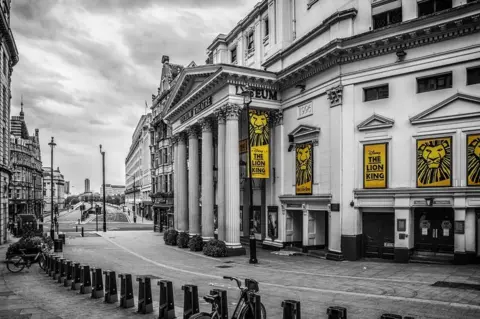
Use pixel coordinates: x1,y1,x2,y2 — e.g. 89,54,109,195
1,230,480,318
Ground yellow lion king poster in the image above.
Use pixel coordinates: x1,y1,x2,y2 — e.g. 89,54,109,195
248,110,269,178
416,137,452,188
467,134,480,186
296,142,313,195
364,143,387,189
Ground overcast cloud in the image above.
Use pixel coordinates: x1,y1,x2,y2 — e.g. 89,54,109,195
10,0,259,194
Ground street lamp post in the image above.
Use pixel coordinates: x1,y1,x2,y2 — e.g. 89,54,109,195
99,145,106,232
241,87,258,264
48,137,56,239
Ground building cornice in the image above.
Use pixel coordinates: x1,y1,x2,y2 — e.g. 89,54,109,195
275,3,480,90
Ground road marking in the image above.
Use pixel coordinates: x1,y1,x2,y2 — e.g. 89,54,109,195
100,235,480,310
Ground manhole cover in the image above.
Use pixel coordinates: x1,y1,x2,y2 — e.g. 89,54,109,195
216,265,233,268
432,281,480,291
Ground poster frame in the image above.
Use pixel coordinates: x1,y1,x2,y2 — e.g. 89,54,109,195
466,133,480,187
363,142,388,189
295,141,314,195
416,136,453,188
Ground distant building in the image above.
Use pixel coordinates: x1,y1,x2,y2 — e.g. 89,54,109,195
100,184,125,197
84,178,90,193
9,102,43,221
43,167,66,212
125,113,151,219
65,181,70,195
0,0,19,244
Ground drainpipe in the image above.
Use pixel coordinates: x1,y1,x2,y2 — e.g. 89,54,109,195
292,0,296,40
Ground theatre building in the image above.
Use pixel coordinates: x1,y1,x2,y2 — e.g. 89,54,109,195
164,0,480,262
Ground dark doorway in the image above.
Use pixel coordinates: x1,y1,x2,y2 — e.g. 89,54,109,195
414,207,454,253
362,212,394,259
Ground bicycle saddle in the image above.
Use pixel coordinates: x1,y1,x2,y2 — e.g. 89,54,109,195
203,294,219,304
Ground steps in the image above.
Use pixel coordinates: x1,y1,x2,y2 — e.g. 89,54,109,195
410,251,454,264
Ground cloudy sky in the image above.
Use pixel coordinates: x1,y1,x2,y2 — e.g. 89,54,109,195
10,0,259,194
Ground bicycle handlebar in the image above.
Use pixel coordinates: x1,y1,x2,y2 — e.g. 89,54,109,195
223,276,242,289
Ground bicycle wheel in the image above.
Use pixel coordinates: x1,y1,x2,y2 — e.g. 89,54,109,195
189,312,213,319
6,256,25,273
38,254,46,271
238,302,267,319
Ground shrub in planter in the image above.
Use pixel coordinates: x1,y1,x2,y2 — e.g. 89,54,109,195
163,229,178,246
203,239,227,257
188,235,204,251
177,232,190,248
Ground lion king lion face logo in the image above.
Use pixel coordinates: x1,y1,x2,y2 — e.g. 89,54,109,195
249,110,269,146
467,136,480,184
417,138,451,186
296,144,312,187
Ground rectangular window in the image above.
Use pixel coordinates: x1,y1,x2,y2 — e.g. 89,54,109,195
417,72,452,93
248,32,254,51
2,86,5,122
264,17,269,37
467,66,480,86
169,174,173,193
163,148,167,164
418,0,452,17
373,8,402,30
164,175,168,192
364,84,389,102
231,46,237,63
2,53,6,76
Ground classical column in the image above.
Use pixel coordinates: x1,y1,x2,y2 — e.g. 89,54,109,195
224,103,246,255
177,132,189,233
200,118,214,240
215,108,226,241
172,134,179,231
187,125,200,236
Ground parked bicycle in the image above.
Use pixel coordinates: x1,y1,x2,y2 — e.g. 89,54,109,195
191,276,266,319
6,245,47,273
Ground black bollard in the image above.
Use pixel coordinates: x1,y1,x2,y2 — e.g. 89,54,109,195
81,227,84,237
76,225,78,232
181,284,199,319
158,280,176,319
282,300,301,319
327,306,347,319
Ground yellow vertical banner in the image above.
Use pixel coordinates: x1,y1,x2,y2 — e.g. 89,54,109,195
363,143,388,189
295,142,313,195
467,134,480,186
416,137,452,187
248,110,269,178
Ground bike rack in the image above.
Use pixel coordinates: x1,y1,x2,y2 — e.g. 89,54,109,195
103,270,118,303
71,262,81,290
64,260,73,287
181,284,199,319
118,273,135,308
45,254,51,275
58,259,67,283
79,265,92,294
136,276,153,314
158,280,175,319
50,256,58,277
90,267,104,299
54,258,64,281
327,306,347,319
209,289,228,319
251,293,262,319
282,300,301,319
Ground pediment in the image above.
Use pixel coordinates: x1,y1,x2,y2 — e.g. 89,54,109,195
357,113,394,131
410,93,480,125
289,125,321,142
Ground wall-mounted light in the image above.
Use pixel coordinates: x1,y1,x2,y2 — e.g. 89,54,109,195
350,200,354,207
425,197,434,206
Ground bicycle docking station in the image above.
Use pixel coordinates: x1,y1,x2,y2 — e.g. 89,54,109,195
64,260,73,287
71,262,81,290
54,257,63,281
327,306,347,319
50,256,59,277
181,284,199,319
103,270,118,303
58,258,67,283
79,265,92,294
209,289,228,319
282,300,301,319
90,267,104,299
118,273,135,309
136,275,153,314
158,280,175,319
45,254,52,275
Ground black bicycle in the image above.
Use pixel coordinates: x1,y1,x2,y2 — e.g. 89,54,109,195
6,246,47,273
191,276,266,319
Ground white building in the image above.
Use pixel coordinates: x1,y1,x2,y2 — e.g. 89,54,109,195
100,184,125,197
43,167,66,213
125,113,152,218
163,0,480,263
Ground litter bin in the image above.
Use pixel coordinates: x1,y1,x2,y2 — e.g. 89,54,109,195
59,233,66,245
54,239,63,253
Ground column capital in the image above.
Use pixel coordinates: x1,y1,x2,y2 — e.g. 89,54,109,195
214,107,227,124
270,110,283,127
225,103,243,121
186,125,200,138
171,134,179,145
177,131,188,143
199,117,213,132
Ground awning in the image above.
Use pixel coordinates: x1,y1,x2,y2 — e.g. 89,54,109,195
153,204,173,208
